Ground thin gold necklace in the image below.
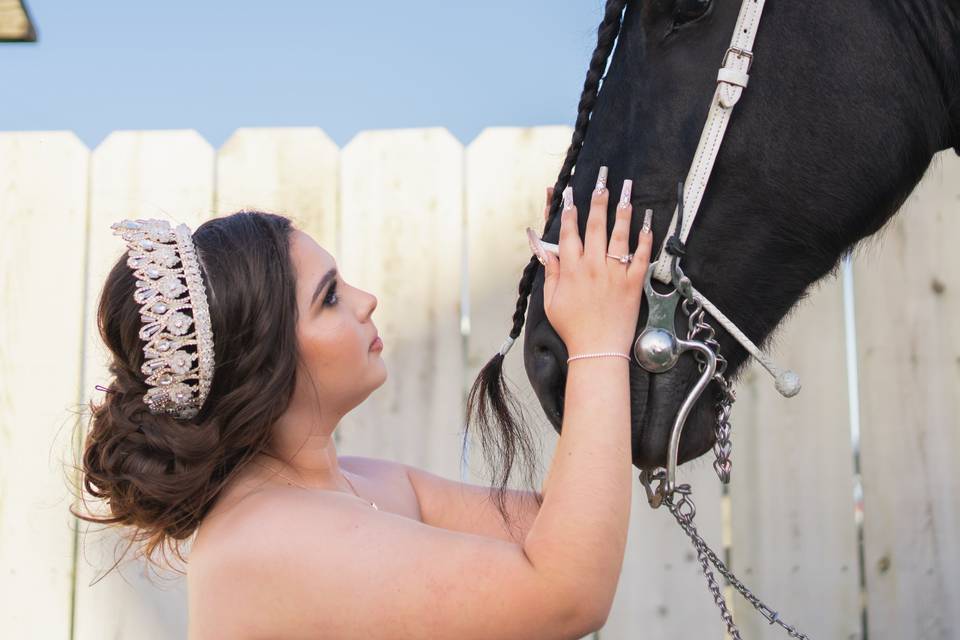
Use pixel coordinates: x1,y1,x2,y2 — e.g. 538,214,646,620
251,459,379,510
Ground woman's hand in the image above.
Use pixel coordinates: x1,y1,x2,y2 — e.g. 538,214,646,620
538,168,653,356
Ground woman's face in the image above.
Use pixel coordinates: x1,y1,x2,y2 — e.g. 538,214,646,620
289,229,386,415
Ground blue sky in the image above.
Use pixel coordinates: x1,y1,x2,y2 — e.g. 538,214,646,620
3,1,608,149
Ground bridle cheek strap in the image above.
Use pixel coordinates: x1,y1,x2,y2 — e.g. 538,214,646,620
649,0,801,397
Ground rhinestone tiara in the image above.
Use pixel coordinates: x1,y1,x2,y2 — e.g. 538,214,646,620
109,218,215,421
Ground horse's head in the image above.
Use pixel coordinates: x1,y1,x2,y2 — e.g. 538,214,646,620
467,0,959,502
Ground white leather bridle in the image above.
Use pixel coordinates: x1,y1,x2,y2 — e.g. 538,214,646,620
647,0,801,398
626,4,813,635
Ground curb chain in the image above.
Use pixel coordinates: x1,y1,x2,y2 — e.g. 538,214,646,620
655,290,810,638
664,483,811,639
682,296,735,483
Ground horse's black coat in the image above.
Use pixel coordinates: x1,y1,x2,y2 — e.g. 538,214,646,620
522,0,960,469
465,1,959,519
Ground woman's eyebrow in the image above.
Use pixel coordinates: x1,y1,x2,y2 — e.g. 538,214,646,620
310,268,338,306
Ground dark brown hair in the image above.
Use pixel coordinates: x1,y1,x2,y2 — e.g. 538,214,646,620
464,0,629,537
69,210,302,582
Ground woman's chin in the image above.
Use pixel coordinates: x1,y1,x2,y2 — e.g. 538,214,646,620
373,360,387,385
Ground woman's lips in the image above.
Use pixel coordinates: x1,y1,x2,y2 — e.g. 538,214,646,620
370,335,383,351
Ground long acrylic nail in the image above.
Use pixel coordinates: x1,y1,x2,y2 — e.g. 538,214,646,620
562,186,574,210
641,208,653,234
525,227,549,265
526,227,559,258
594,166,608,194
618,179,633,209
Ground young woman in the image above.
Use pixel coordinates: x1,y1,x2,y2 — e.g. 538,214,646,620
74,165,652,639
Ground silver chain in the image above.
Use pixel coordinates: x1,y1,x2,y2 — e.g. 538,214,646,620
682,295,735,483
662,481,811,639
650,288,810,639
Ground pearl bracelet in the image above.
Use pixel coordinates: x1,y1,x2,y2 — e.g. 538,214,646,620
567,352,631,363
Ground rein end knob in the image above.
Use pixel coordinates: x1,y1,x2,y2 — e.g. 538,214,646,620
775,370,801,397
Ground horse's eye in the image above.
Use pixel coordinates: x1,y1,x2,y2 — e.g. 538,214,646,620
672,0,712,26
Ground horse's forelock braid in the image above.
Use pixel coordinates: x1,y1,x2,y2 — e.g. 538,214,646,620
521,0,629,335
544,0,629,235
465,0,628,534
508,258,540,340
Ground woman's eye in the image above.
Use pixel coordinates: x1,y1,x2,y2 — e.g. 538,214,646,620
672,0,712,27
323,281,339,307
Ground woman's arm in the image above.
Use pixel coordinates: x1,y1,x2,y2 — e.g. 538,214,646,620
405,464,543,544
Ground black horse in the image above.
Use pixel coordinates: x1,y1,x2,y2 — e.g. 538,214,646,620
466,0,959,514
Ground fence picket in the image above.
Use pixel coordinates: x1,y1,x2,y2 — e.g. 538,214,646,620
853,149,960,640
463,126,572,486
728,274,860,639
337,128,465,483
0,131,89,638
216,126,339,252
73,130,215,640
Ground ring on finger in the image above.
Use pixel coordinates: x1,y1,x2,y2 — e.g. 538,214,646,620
605,252,633,264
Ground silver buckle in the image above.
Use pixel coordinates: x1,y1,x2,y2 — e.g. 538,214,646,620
721,46,753,72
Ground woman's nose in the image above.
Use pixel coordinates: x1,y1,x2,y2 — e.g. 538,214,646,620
364,291,377,318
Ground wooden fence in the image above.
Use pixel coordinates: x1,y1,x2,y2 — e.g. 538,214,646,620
0,126,956,639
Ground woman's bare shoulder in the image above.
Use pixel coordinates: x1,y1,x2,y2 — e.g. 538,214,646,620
188,489,354,639
191,455,418,563
191,487,311,567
